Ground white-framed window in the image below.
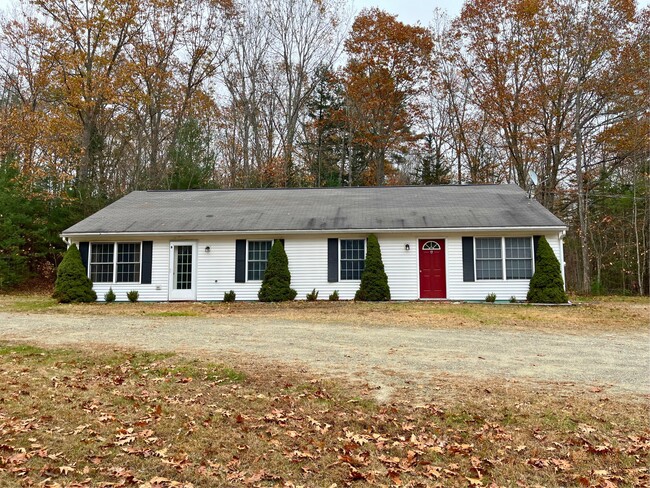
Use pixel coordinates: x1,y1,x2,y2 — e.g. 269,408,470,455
90,243,115,283
89,242,141,283
505,237,533,279
475,237,503,280
247,240,273,281
340,239,365,280
475,237,534,280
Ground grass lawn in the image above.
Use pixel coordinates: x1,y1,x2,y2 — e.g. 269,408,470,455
0,343,648,487
1,293,648,333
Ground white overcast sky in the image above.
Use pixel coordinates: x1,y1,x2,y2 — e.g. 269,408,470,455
354,0,464,23
0,0,647,29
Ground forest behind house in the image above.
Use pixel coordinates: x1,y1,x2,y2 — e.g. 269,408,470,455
0,0,647,296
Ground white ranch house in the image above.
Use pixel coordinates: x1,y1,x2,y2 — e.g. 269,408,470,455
61,185,567,302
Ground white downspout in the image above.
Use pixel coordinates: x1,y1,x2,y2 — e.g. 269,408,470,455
559,230,566,291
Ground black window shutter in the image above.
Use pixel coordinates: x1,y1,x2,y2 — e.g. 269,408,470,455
533,235,541,260
79,242,89,274
462,237,475,282
141,241,153,284
235,240,246,283
327,238,338,282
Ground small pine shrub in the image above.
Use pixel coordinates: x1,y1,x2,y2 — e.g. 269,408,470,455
127,290,139,303
104,288,116,303
328,290,339,301
355,234,390,301
509,296,517,303
258,240,296,302
485,293,497,303
53,244,97,303
527,236,568,303
306,288,319,301
223,290,236,302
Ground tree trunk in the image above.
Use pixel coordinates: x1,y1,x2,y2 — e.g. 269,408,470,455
632,165,643,295
376,148,385,186
575,89,590,294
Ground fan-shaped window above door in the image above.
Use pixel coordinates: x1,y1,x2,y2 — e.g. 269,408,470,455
422,241,441,251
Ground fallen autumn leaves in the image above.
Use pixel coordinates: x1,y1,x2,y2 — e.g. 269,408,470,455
0,343,648,487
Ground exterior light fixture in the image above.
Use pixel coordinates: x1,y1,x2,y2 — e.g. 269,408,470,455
205,246,211,252
405,243,410,251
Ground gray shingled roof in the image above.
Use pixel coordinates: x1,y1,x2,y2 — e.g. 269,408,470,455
62,185,565,235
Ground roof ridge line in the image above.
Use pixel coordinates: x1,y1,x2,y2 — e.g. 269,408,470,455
143,184,513,193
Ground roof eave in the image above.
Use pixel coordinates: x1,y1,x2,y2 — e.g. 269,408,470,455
61,225,567,239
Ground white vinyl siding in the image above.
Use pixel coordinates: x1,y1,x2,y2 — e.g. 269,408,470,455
78,239,168,302
193,234,418,301
446,233,563,301
74,230,564,302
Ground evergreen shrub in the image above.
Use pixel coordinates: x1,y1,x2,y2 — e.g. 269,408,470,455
258,240,296,302
104,288,116,303
527,236,568,303
355,234,390,301
53,244,96,303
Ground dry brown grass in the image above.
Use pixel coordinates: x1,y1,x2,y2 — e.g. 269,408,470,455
1,293,648,333
0,342,648,487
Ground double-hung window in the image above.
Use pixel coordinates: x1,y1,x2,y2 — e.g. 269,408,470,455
116,243,141,282
247,240,272,281
89,242,141,283
475,237,534,280
340,239,365,280
475,237,503,280
90,243,115,283
505,237,533,279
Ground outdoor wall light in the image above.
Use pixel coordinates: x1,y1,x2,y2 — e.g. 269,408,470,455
205,246,211,252
405,243,410,251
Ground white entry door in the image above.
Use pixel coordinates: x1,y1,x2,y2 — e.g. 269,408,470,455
169,241,197,301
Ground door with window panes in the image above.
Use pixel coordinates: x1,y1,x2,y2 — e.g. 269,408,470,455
169,242,197,300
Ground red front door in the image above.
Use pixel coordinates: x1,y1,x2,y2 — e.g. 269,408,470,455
419,239,446,299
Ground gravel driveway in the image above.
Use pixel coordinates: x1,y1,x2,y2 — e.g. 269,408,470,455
1,312,648,398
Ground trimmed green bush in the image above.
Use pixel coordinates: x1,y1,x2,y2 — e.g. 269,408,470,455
306,288,319,301
509,296,517,303
485,293,497,303
127,290,139,303
224,290,236,302
53,244,97,303
104,288,116,303
527,236,568,303
328,290,339,301
355,234,390,301
258,240,296,302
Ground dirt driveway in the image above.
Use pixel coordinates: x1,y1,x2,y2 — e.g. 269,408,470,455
1,311,648,399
